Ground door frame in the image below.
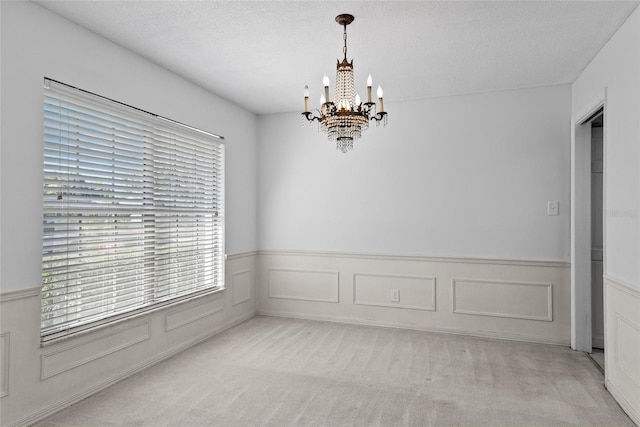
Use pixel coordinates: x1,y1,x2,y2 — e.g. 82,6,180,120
571,89,607,353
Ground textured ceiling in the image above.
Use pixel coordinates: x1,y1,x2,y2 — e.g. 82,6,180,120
34,1,639,115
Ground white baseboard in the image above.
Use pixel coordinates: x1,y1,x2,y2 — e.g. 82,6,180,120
607,379,640,426
256,310,568,347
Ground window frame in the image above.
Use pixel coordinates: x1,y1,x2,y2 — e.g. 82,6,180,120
40,78,225,342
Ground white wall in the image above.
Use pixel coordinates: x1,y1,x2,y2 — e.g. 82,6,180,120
258,85,571,262
572,7,640,424
0,1,258,294
0,2,258,425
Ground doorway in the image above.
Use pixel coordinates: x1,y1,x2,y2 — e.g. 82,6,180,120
589,113,604,371
571,95,606,359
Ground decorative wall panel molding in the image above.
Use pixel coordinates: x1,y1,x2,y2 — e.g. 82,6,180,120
614,313,640,387
258,251,570,346
165,295,225,332
232,270,252,306
19,312,255,427
451,278,553,321
0,332,9,398
604,275,640,425
268,268,340,303
41,320,151,380
353,273,436,311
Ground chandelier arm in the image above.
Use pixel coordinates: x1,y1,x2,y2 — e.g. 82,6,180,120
370,111,387,122
302,111,313,120
301,111,323,122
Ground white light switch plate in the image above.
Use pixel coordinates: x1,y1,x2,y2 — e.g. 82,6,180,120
391,289,400,302
548,201,559,216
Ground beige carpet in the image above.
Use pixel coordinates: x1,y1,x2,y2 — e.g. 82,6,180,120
36,316,632,426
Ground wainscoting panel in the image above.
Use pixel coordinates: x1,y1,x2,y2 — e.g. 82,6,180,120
605,276,640,425
41,321,151,380
268,269,340,303
232,270,252,306
258,250,570,345
452,278,552,321
0,252,257,427
615,313,640,386
0,332,9,398
165,294,225,332
353,273,436,311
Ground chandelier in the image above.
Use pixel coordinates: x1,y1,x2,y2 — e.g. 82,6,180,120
302,14,387,153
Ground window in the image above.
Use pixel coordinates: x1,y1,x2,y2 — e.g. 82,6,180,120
41,79,225,341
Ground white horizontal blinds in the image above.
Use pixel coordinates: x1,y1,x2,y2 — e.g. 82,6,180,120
41,80,224,339
148,123,224,303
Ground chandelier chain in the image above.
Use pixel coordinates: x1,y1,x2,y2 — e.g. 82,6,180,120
343,24,348,60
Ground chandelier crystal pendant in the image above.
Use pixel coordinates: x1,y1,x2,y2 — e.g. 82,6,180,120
302,14,387,153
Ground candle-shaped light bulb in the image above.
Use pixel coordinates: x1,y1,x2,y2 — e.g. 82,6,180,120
323,74,330,103
377,85,384,113
367,74,373,103
355,93,361,108
303,85,309,112
320,94,326,105
377,85,383,98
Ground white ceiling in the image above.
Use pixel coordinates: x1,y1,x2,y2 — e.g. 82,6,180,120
34,1,639,115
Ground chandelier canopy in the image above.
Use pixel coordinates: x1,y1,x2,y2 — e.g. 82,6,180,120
302,14,387,153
